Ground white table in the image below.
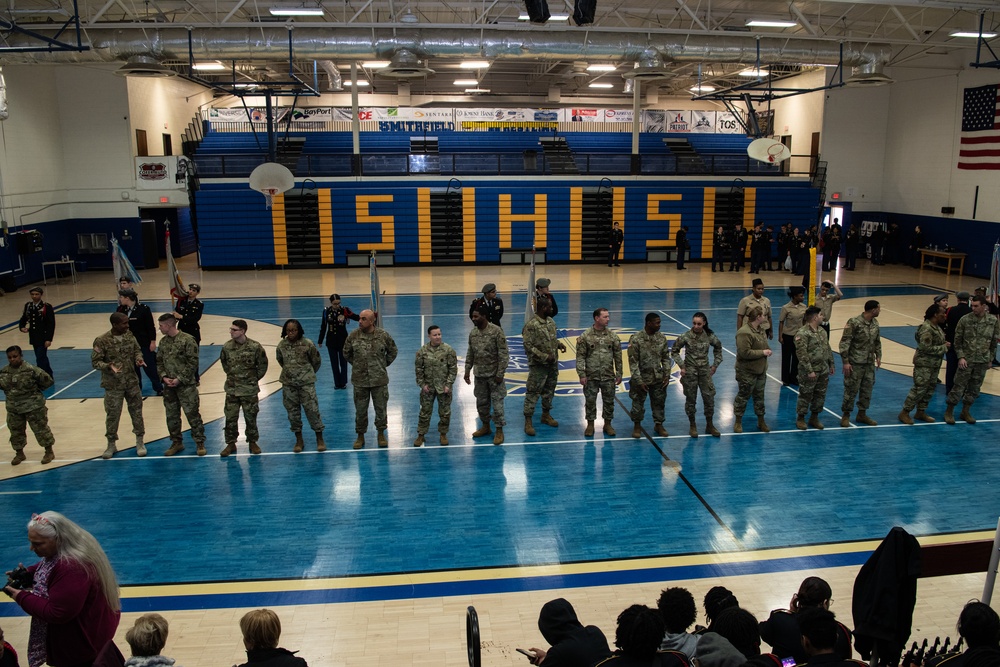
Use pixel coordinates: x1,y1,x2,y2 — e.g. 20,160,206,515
42,259,78,285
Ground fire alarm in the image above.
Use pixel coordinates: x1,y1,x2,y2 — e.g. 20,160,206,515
831,192,841,200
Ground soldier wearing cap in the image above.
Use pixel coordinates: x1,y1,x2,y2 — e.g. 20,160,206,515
1,345,56,465
156,313,207,456
465,305,509,445
173,283,204,383
736,278,773,340
18,286,55,380
778,286,807,385
816,281,843,337
945,294,1000,425
92,312,146,459
469,283,504,329
535,278,559,318
839,300,882,427
117,288,163,394
522,295,564,437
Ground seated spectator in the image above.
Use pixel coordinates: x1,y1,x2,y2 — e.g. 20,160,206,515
0,624,20,667
124,614,176,667
697,587,740,633
237,609,307,667
709,607,763,659
798,608,867,667
694,633,745,667
759,577,852,664
526,598,612,667
595,605,690,667
926,601,1000,667
657,588,700,658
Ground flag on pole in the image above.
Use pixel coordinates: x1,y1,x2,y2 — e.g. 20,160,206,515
111,236,142,286
370,251,381,328
165,224,186,301
524,245,537,328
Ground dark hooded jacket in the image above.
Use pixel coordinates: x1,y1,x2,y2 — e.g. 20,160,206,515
538,598,612,667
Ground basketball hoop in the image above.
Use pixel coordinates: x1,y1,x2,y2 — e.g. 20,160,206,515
767,144,785,163
747,137,791,165
249,162,295,209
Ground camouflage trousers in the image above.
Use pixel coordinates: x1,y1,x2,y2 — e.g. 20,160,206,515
796,370,830,416
946,361,989,407
903,363,942,412
163,383,205,445
354,384,388,433
104,385,144,442
841,363,875,414
225,393,260,444
7,406,54,451
283,383,324,433
523,362,558,417
583,378,616,421
680,367,716,418
629,380,667,424
474,376,507,427
418,389,452,435
733,368,767,417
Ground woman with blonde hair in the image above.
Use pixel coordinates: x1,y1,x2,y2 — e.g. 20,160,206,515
237,609,308,667
125,614,178,667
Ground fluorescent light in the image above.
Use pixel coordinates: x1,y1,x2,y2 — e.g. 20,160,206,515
362,61,390,68
518,12,568,20
192,62,226,71
746,19,797,28
453,79,478,86
950,30,998,38
465,88,490,93
589,82,614,89
344,80,370,87
690,85,716,93
268,6,324,15
587,64,617,72
739,68,769,77
460,61,489,69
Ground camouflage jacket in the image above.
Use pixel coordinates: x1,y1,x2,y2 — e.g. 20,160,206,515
0,362,53,412
912,320,947,368
92,329,143,390
342,328,398,387
671,329,723,371
156,331,200,386
794,325,834,375
276,337,322,387
466,323,509,378
627,330,672,385
221,338,269,396
839,314,881,365
521,315,559,366
735,323,770,374
954,311,1000,363
576,326,622,381
415,342,458,393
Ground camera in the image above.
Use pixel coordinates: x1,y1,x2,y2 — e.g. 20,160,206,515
6,564,33,590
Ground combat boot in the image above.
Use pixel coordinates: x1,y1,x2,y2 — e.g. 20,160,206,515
840,412,851,427
734,417,743,434
249,442,262,454
293,432,305,453
413,434,425,448
654,423,669,437
540,412,559,427
164,442,185,456
11,450,26,465
960,405,976,424
808,413,825,430
631,422,643,438
493,427,504,445
688,417,699,438
353,434,366,449
898,409,914,425
524,417,536,436
196,443,207,456
41,447,55,465
136,435,147,457
377,431,388,448
914,410,935,423
472,422,491,438
603,422,616,437
316,432,327,452
856,411,877,426
795,415,807,430
584,420,595,437
944,405,956,425
705,419,720,437
757,416,770,433
439,433,449,446
220,443,237,457
102,441,118,460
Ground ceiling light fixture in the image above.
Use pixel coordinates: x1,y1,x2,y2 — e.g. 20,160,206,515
587,64,617,72
739,68,770,77
690,85,716,93
192,62,226,71
517,12,568,20
746,19,797,28
950,30,998,38
460,61,490,69
268,6,324,15
362,61,390,68
465,88,490,93
344,80,370,87
589,82,614,88
454,79,478,86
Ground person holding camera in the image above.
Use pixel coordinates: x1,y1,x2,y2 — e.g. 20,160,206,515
317,293,359,390
3,511,120,667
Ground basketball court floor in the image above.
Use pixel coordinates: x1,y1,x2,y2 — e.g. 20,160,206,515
0,256,997,666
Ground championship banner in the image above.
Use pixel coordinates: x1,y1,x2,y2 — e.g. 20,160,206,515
642,110,666,133
604,109,634,123
665,111,693,133
689,110,716,133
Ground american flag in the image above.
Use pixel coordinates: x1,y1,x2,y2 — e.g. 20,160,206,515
958,84,1000,170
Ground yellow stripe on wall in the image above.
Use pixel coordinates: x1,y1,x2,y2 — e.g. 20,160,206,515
569,188,582,260
702,188,716,258
463,189,477,262
417,188,432,263
272,193,288,265
318,189,333,264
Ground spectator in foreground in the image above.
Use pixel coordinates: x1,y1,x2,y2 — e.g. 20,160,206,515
125,613,178,667
657,588,700,658
926,601,1000,667
525,598,612,666
237,609,307,667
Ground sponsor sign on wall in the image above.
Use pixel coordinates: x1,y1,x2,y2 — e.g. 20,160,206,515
135,156,186,190
716,111,745,134
604,109,634,123
665,111,693,133
689,111,716,133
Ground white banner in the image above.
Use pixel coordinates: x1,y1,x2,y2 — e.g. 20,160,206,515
716,111,746,134
642,110,666,133
570,108,601,122
665,111,693,133
375,107,455,121
689,110,716,133
288,107,333,122
604,109,634,123
207,108,254,122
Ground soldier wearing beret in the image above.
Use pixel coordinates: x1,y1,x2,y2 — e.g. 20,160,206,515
469,283,504,329
535,278,558,318
778,285,807,385
18,286,56,381
1,345,56,465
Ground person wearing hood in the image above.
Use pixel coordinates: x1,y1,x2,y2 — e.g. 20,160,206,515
526,598,612,666
657,588,700,658
694,633,746,667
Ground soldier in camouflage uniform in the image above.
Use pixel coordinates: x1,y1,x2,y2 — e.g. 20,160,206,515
343,309,398,449
671,311,723,438
219,319,269,457
576,308,623,437
465,305,509,445
414,324,457,447
839,300,882,427
1,345,56,465
945,295,1000,425
628,313,672,438
521,296,565,437
92,312,145,459
276,318,325,452
733,305,773,433
899,304,948,425
793,306,835,430
157,313,207,456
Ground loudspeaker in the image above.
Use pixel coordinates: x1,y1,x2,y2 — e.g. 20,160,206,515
573,0,596,25
523,0,550,22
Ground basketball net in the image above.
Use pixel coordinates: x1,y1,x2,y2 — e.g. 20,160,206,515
767,145,784,163
263,188,279,209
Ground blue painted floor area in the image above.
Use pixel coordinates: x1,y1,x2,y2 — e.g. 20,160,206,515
3,284,998,593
